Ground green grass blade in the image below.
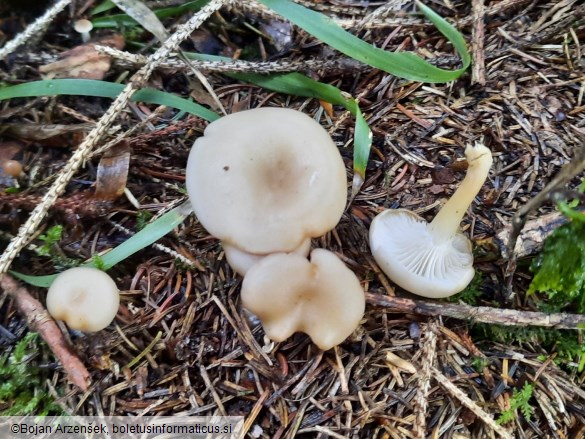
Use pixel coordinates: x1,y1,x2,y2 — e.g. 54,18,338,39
257,0,470,82
91,0,116,15
11,202,193,288
0,79,219,121
415,1,470,69
92,0,208,28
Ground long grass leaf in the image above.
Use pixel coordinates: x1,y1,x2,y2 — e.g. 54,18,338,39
257,0,470,82
11,202,193,287
92,0,207,28
0,79,219,121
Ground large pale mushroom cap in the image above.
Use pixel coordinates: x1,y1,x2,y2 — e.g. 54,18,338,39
241,249,365,350
47,267,120,332
369,209,474,298
186,108,347,254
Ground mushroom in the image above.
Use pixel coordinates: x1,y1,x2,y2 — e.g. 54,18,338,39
2,160,23,178
73,19,93,43
241,249,365,350
46,267,119,332
369,142,493,298
223,238,311,276
186,108,347,255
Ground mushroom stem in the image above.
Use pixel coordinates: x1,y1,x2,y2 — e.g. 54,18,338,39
428,143,492,243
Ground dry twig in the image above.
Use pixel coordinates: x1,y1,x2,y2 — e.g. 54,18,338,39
471,0,486,85
365,293,585,329
413,320,437,439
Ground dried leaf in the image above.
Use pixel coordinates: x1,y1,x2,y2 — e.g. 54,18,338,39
431,166,456,184
259,19,293,52
319,100,334,118
95,142,131,200
110,0,169,42
39,35,124,80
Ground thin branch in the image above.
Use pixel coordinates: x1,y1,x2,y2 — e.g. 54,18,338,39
1,274,91,391
365,293,585,329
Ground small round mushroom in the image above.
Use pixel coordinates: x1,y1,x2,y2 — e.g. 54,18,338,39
186,108,347,255
223,238,311,276
241,249,365,350
46,267,119,332
2,160,23,178
369,142,493,298
73,19,93,43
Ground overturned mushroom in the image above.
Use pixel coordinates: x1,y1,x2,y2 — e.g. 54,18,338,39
186,108,347,256
46,267,119,332
241,249,365,350
369,142,493,298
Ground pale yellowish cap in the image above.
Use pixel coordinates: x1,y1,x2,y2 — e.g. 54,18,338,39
47,267,119,332
241,249,365,350
186,108,347,254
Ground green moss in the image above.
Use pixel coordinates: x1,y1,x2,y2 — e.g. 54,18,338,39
475,324,585,372
446,273,484,305
529,218,585,313
0,333,63,415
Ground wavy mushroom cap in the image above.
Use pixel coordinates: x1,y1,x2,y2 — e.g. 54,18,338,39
223,238,311,276
241,249,365,350
47,267,120,332
369,209,474,298
186,108,347,254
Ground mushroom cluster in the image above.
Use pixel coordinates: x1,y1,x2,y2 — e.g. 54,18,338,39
186,108,365,349
47,267,120,332
369,142,493,298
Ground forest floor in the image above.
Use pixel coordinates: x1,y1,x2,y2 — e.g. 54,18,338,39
0,0,585,438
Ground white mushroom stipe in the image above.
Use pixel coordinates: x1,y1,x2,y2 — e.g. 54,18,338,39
46,267,120,332
241,249,365,351
186,108,347,254
369,143,493,298
223,238,311,276
73,19,93,43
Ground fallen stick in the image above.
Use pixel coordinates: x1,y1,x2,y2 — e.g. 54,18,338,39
1,275,90,391
365,293,585,330
471,0,486,86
